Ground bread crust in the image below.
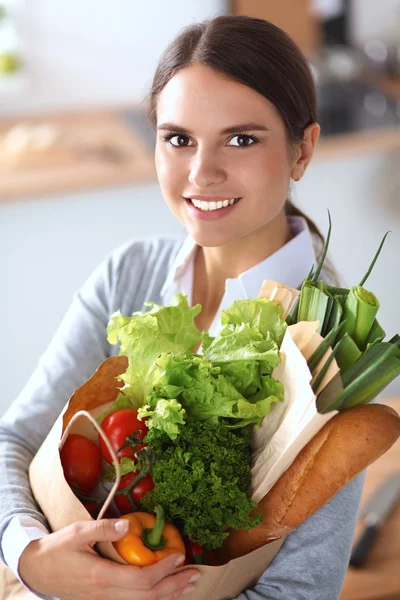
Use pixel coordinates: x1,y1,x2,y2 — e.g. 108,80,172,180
218,404,400,562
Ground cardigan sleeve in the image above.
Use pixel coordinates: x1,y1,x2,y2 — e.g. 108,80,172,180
233,471,365,600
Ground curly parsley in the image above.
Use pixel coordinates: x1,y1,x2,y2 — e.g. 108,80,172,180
141,418,262,549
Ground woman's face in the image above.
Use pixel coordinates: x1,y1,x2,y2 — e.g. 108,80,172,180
155,64,298,248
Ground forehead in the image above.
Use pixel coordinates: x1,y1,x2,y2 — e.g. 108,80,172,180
156,64,282,130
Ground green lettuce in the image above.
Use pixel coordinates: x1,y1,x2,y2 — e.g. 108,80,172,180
140,351,283,437
107,294,285,437
107,293,202,407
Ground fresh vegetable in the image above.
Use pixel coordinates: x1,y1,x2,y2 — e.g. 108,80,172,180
141,418,262,550
60,433,102,495
98,408,148,464
107,294,202,408
114,472,155,514
286,215,400,413
107,294,285,438
184,538,205,564
138,352,283,438
113,505,186,566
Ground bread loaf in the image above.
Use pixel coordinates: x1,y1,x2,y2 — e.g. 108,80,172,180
217,403,400,562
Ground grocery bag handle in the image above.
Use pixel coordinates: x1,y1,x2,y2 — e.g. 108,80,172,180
59,410,121,520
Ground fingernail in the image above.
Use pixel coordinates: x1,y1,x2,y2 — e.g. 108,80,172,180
188,573,200,583
115,519,129,533
174,554,185,566
181,585,193,595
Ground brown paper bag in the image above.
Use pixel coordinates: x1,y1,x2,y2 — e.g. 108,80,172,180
28,356,286,600
0,561,38,600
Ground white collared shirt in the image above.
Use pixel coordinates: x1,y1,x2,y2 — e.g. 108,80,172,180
160,216,316,340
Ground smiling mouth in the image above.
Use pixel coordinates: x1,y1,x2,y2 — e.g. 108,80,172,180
184,197,241,211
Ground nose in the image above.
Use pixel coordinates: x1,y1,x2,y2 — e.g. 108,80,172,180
188,149,227,188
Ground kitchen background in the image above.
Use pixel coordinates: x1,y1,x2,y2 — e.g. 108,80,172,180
1,1,400,597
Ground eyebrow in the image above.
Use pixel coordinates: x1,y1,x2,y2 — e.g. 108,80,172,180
157,122,270,134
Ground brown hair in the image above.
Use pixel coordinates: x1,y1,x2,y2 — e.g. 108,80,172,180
146,15,340,284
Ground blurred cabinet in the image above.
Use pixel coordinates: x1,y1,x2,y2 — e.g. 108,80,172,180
230,0,321,57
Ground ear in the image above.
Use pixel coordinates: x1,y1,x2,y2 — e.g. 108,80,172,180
290,123,320,181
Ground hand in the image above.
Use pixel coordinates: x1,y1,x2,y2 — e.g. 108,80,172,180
18,518,200,599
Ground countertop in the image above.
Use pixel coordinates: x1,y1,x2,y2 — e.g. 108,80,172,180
339,397,400,600
1,74,400,202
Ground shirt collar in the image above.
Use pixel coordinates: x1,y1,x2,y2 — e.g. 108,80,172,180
160,216,316,301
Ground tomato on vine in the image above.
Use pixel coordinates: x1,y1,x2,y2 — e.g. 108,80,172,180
98,408,149,464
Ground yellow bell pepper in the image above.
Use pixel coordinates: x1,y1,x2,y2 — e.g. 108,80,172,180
113,505,186,567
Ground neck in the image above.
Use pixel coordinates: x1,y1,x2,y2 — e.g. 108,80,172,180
193,211,292,313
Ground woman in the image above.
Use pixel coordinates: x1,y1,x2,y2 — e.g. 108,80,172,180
0,15,363,600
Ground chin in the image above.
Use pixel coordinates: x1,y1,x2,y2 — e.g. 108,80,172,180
187,226,240,248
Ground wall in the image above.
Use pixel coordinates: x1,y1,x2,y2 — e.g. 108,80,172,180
0,0,227,116
0,184,184,416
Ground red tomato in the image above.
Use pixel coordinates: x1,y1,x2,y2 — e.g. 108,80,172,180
98,409,148,464
114,473,155,515
60,433,103,495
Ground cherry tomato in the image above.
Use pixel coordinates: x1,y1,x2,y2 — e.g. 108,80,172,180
114,472,155,515
60,433,102,495
185,538,205,564
98,409,149,464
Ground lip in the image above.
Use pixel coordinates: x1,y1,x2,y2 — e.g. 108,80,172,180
184,197,241,220
184,195,240,201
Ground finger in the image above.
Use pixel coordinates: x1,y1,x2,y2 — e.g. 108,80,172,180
105,554,197,592
141,553,187,587
151,570,201,600
68,518,131,546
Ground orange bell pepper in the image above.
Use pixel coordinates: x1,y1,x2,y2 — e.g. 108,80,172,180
113,505,186,567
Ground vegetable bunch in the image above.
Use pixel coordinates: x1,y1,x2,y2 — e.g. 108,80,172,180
286,213,400,413
101,294,287,551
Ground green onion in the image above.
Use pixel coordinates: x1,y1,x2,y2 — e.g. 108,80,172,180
312,210,332,283
359,231,390,287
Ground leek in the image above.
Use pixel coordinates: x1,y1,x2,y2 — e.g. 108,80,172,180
334,333,362,372
307,321,346,374
337,286,380,351
311,341,342,394
319,342,400,413
297,280,329,334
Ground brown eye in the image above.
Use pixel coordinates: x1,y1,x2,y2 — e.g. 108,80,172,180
229,134,258,147
169,134,192,147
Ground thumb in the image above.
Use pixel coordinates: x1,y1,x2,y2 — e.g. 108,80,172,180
71,518,130,546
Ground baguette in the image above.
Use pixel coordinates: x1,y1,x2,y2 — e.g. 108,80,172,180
217,403,400,563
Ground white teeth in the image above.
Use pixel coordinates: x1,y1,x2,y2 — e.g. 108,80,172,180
189,198,239,211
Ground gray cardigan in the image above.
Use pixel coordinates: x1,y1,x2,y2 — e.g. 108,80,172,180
0,236,365,600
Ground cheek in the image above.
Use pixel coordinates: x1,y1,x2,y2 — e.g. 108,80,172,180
155,147,184,197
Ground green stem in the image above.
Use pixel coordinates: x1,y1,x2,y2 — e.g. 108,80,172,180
114,447,154,510
116,429,144,454
142,505,167,550
312,210,332,282
359,231,390,287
